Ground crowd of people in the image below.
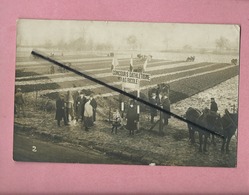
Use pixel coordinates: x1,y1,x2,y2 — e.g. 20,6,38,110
111,93,172,136
55,90,97,131
111,99,139,136
14,87,172,135
14,86,220,137
149,91,171,127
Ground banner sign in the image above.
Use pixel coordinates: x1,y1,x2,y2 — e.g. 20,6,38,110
112,69,151,81
120,77,139,84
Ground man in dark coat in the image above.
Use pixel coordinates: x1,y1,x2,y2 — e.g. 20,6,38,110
208,97,219,132
150,92,157,123
15,88,25,117
75,91,86,122
210,98,218,113
72,90,80,120
126,100,138,135
55,94,67,126
90,95,97,122
65,90,74,122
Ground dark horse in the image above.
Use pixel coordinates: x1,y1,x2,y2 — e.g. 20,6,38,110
220,109,238,153
185,107,223,152
186,107,238,153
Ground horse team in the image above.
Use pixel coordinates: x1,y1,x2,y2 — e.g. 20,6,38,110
185,107,238,153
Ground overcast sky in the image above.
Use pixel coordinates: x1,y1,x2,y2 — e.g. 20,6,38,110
17,19,240,51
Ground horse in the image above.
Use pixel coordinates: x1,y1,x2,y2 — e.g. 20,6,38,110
231,59,238,65
186,107,238,153
220,109,238,153
185,107,223,152
186,56,195,62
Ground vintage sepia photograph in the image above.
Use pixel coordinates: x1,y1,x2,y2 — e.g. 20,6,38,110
14,19,239,167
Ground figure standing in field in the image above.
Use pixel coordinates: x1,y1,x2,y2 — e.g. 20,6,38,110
208,97,219,144
210,97,218,113
72,90,80,120
150,92,158,123
15,88,25,117
65,90,74,122
126,100,138,136
55,94,67,126
162,95,171,127
83,98,93,131
90,94,97,123
112,109,121,134
76,91,86,122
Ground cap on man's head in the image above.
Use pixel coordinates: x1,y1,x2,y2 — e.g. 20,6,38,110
211,97,215,100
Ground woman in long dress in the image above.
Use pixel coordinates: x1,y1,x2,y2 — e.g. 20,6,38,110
126,100,138,135
83,99,93,131
65,90,74,122
162,95,171,127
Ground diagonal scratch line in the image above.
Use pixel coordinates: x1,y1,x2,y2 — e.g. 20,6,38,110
31,50,224,139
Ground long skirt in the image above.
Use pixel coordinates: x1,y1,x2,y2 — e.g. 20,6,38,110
84,116,93,128
126,119,137,131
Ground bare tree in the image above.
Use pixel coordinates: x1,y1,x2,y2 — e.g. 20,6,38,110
126,35,138,50
95,42,113,51
215,36,231,51
182,44,192,51
68,37,86,50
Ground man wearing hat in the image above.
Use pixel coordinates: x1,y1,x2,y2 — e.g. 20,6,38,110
210,97,218,113
75,90,86,122
126,100,138,135
90,94,97,123
150,92,158,123
55,93,67,126
65,90,74,122
15,88,25,117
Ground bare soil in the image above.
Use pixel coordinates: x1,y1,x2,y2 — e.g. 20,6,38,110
14,76,238,167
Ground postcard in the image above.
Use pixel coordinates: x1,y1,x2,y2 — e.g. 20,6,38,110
14,19,239,167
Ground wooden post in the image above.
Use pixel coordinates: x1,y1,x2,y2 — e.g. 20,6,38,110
159,105,163,134
121,84,125,118
137,84,140,131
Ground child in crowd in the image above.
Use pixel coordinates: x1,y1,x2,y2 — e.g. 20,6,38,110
112,109,121,134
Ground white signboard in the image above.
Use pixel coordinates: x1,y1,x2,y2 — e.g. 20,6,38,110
120,77,139,84
112,70,151,81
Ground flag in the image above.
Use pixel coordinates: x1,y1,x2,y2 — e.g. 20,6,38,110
111,56,119,70
129,54,133,72
142,59,148,72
